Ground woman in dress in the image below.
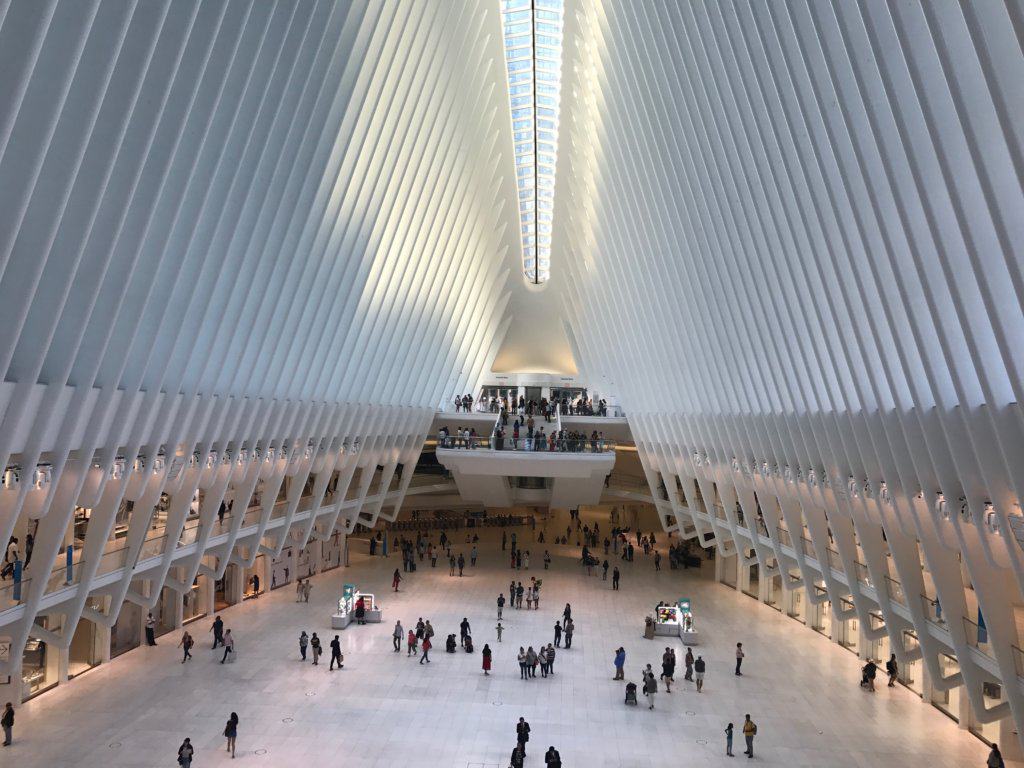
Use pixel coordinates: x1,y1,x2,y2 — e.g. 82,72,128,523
482,643,492,675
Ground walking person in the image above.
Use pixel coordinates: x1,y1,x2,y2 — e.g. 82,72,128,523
178,630,194,663
407,628,417,656
482,643,492,675
311,632,322,665
496,622,503,642
694,655,706,692
393,568,402,592
563,603,572,623
471,545,478,566
612,566,620,590
553,620,562,647
497,594,505,619
458,552,465,576
613,646,626,680
662,647,674,693
329,635,344,670
725,723,734,757
684,647,694,681
296,578,305,602
392,622,403,652
177,737,194,767
299,630,309,660
220,629,234,663
145,612,158,646
302,579,312,603
602,560,609,580
643,670,657,709
886,654,898,687
743,714,757,757
735,642,745,675
460,617,471,647
545,643,556,675
516,717,531,756
544,745,562,767
989,744,1006,768
224,712,239,759
209,618,224,647
516,582,524,608
1,702,13,747
563,619,574,649
419,635,431,664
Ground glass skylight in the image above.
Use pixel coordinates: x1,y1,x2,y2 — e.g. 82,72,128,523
501,0,564,285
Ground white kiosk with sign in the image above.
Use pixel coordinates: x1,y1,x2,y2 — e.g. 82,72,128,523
653,598,700,643
331,584,382,629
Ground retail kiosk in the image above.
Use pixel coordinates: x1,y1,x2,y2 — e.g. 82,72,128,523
331,584,382,629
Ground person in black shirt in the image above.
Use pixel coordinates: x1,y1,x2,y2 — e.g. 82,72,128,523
544,746,562,767
329,635,343,670
516,717,531,755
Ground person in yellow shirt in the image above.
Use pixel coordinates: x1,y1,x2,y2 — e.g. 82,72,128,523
742,715,757,758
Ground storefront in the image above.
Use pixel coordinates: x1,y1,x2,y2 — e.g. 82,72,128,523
932,653,961,722
898,630,923,696
214,564,239,611
322,532,343,571
68,613,103,679
296,546,315,579
719,552,738,589
788,582,807,624
271,546,294,590
810,586,831,636
22,617,58,698
866,612,888,663
110,601,142,658
765,573,783,611
244,555,267,599
971,682,1003,745
182,575,209,624
837,598,858,653
742,551,759,599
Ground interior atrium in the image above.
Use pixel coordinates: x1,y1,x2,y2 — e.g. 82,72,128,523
0,1,1021,766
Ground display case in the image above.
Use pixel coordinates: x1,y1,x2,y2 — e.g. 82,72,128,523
678,598,700,644
331,584,382,629
654,603,681,637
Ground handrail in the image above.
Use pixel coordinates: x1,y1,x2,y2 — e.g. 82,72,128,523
436,433,615,453
920,593,945,626
775,526,792,548
884,575,906,605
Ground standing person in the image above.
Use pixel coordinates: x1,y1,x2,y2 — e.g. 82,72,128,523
177,737,194,767
684,647,694,681
299,631,309,660
430,545,437,568
735,642,745,675
220,630,234,663
742,714,757,757
1,702,13,747
725,723,734,757
510,744,525,768
460,618,471,647
612,566,620,590
643,669,657,709
482,643,492,675
178,630,194,663
471,545,478,566
250,573,260,597
543,550,551,569
516,582,525,609
563,603,572,624
329,635,344,670
563,619,574,649
449,554,457,576
545,643,556,675
526,646,538,678
602,560,609,580
302,579,312,603
518,647,528,679
419,635,431,664
516,717,531,756
886,654,898,687
392,622,403,652
393,569,402,592
662,648,674,692
553,620,562,647
310,632,322,665
523,550,530,569
989,744,1006,768
224,712,239,758
694,655,706,692
613,647,626,680
296,578,305,602
497,593,505,619
145,612,158,646
407,628,417,656
457,552,465,576
544,745,562,767
654,551,662,571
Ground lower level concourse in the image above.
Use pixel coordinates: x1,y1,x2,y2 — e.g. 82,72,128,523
5,509,996,768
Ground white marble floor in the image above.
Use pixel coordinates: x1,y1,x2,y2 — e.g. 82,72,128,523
6,512,999,768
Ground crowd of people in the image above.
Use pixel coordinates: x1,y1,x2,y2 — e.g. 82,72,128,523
438,423,609,453
452,390,615,420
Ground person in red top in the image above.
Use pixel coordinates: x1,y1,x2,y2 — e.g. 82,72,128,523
420,635,432,664
482,643,492,675
407,629,417,656
392,569,402,592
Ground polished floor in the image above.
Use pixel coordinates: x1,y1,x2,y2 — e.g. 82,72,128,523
8,513,999,767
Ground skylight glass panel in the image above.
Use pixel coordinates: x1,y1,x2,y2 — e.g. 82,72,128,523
500,0,563,285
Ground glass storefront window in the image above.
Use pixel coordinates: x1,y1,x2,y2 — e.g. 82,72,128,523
22,617,57,697
111,601,141,658
933,654,961,722
68,614,102,679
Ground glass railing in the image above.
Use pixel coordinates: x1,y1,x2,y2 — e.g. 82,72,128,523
96,543,130,576
436,433,615,453
775,527,793,548
920,594,945,627
884,576,905,605
826,547,841,569
962,616,993,657
1012,645,1024,679
800,536,817,559
854,560,872,586
0,577,30,609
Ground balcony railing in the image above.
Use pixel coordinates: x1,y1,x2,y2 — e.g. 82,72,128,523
920,594,945,627
962,615,993,658
775,527,792,548
884,575,906,605
826,546,841,570
800,536,817,559
436,434,615,453
854,560,872,587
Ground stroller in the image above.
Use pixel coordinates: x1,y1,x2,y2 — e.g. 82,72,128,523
464,635,474,653
625,682,638,705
